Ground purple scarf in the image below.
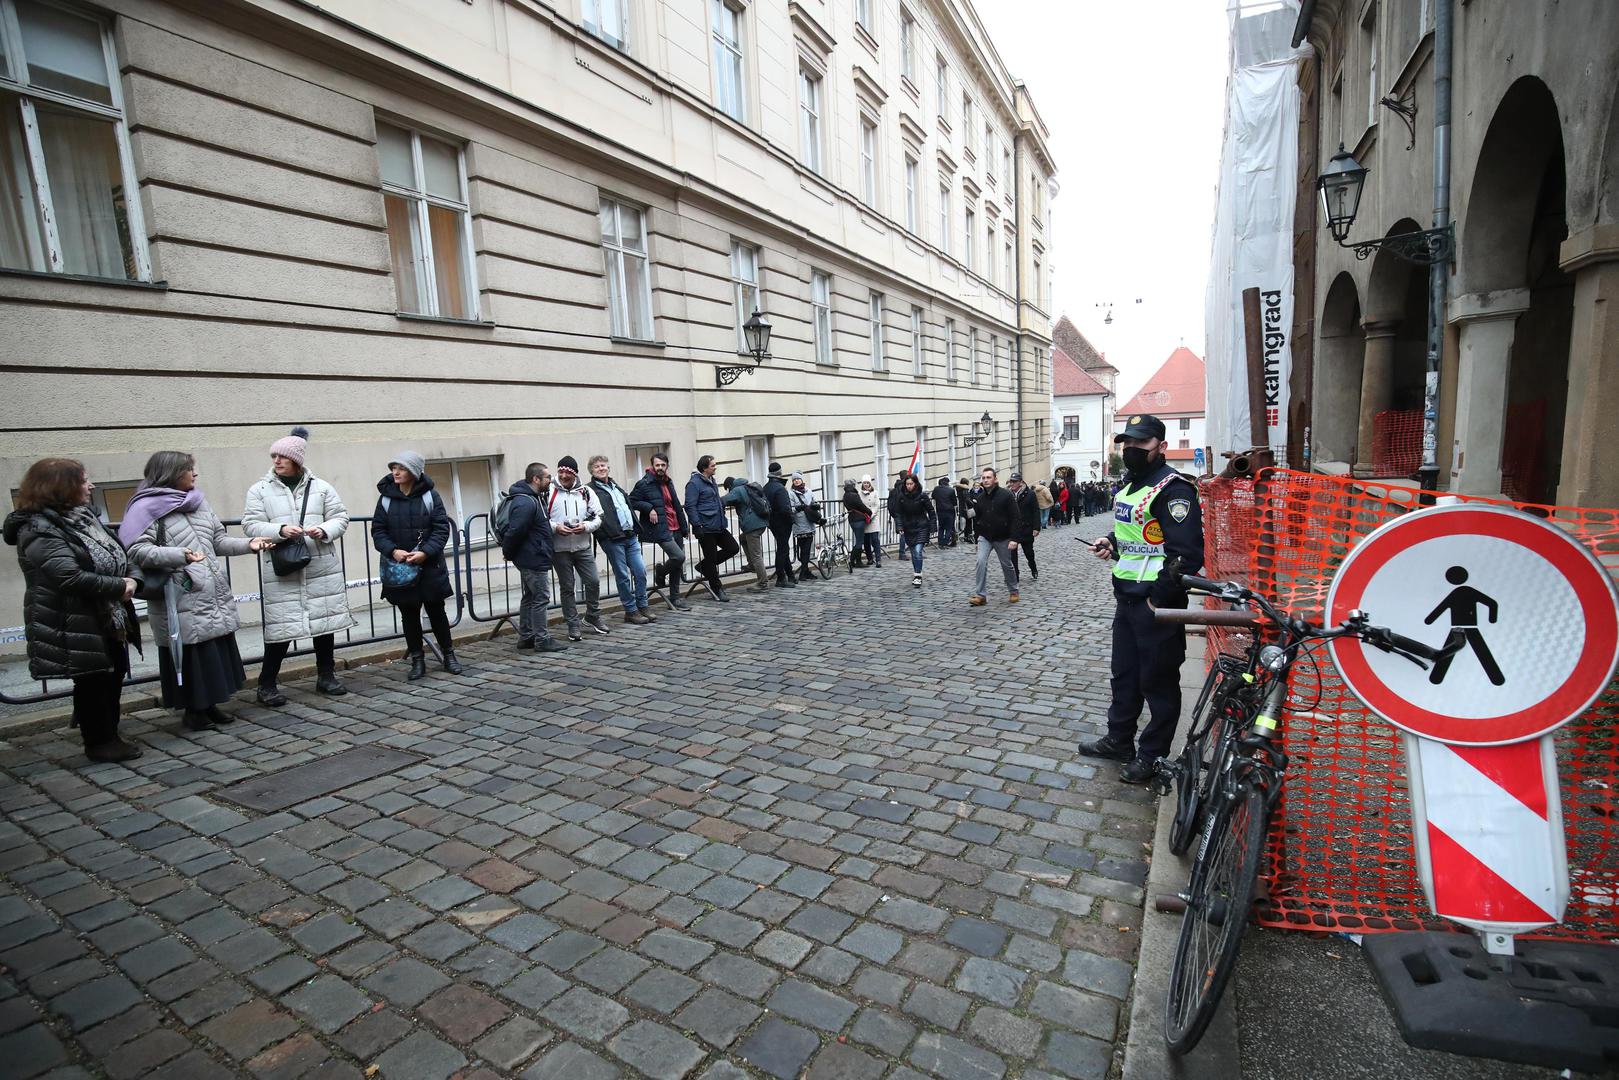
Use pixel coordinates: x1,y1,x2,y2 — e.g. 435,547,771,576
117,486,204,547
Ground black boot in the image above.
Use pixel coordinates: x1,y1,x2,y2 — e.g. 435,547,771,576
316,670,348,695
407,653,427,681
441,649,463,675
85,739,143,764
256,683,287,707
206,705,236,725
182,710,215,732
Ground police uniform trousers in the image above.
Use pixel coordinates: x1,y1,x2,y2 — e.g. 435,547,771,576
1105,595,1187,763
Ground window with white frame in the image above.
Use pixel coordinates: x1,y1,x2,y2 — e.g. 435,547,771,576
798,67,824,174
743,435,773,482
985,220,996,286
964,206,975,269
0,0,150,281
899,9,916,82
910,306,924,376
582,0,628,50
968,326,979,384
961,93,972,143
1003,146,1012,192
86,479,139,524
1063,415,1080,441
1004,235,1014,285
425,457,498,533
379,122,477,320
600,198,655,339
1032,256,1042,307
937,180,950,252
944,317,957,380
903,154,918,232
855,0,871,32
983,123,994,174
858,115,878,206
730,239,759,353
935,54,948,119
711,0,746,123
913,426,927,480
818,431,839,501
946,426,958,479
811,269,833,365
873,429,890,492
868,292,884,371
626,443,669,478
990,334,999,388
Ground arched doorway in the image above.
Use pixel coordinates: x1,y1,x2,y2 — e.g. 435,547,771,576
1454,77,1572,503
1314,271,1363,467
1355,219,1429,475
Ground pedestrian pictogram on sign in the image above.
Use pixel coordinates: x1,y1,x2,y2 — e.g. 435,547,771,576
1326,505,1619,746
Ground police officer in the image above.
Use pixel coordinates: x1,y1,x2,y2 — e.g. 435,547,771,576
1078,414,1205,783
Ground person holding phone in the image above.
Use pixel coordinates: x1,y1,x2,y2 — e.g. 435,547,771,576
1078,414,1206,784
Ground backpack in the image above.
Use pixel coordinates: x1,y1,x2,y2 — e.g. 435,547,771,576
379,490,433,516
744,484,771,520
492,490,537,554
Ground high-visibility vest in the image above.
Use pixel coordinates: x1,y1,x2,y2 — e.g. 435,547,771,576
1112,473,1178,584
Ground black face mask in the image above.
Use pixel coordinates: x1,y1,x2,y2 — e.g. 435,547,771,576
1122,446,1156,475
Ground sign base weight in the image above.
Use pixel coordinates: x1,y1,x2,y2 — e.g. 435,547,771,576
1362,931,1619,1073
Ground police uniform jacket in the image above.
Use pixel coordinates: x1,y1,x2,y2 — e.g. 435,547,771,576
1110,460,1204,606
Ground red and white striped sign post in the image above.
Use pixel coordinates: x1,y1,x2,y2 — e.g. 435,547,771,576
1327,505,1619,956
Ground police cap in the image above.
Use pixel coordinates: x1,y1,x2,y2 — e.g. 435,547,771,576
1114,414,1167,443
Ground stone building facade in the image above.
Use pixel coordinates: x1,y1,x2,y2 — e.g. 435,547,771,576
0,0,1056,628
1295,0,1618,506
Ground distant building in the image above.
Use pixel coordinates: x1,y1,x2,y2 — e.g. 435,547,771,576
1116,347,1207,466
1051,346,1112,480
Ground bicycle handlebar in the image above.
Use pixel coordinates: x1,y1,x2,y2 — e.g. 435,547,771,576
1151,607,1261,628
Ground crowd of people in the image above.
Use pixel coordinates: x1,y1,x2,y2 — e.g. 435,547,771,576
6,424,1130,764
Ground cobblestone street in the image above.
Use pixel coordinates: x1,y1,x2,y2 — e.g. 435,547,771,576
0,516,1154,1080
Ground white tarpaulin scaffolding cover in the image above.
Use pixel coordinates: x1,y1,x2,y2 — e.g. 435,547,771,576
1205,2,1310,463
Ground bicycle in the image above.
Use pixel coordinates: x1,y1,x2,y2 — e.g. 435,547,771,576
1151,572,1454,1054
813,533,855,578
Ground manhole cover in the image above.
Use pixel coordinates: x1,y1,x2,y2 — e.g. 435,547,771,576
216,746,424,812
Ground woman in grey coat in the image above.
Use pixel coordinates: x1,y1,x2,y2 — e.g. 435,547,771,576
242,427,356,705
125,451,274,731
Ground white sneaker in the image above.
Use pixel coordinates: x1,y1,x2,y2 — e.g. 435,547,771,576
912,574,922,588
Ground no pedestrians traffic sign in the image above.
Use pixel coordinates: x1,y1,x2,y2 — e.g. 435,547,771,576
1326,504,1619,746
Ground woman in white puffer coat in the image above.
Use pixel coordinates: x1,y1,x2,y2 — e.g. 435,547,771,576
241,427,355,705
125,451,274,731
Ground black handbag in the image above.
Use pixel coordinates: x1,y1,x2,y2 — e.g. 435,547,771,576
269,481,315,578
137,517,171,603
805,504,826,526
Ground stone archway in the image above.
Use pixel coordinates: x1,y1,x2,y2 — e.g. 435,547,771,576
1313,271,1363,467
1355,219,1429,475
1452,77,1571,501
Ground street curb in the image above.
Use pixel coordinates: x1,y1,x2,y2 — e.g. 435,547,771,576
1121,653,1242,1079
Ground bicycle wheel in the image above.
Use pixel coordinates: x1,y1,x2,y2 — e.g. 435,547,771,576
1165,780,1268,1055
1169,665,1240,855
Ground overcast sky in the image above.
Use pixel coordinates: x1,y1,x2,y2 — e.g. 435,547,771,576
978,0,1230,402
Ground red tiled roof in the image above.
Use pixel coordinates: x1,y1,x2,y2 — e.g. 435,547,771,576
1119,347,1205,417
1051,346,1110,397
1052,316,1118,374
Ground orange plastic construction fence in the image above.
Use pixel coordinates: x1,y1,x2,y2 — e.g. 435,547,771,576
1199,468,1619,939
1371,409,1423,478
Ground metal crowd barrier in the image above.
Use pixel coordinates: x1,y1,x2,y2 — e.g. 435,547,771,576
3,488,979,707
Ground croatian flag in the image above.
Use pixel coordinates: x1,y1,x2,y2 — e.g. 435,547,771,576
907,436,924,480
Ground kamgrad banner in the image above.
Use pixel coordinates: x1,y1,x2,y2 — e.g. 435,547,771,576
1204,1,1310,462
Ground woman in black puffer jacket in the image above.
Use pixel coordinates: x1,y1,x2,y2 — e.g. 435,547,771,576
890,473,935,587
3,458,145,762
371,452,460,681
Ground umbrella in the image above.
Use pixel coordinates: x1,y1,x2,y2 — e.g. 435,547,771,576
162,573,184,686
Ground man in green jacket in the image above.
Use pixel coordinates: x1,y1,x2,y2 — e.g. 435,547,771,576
722,476,772,592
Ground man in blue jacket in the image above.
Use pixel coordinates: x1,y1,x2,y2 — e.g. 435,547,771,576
630,452,692,611
504,463,563,652
685,455,739,603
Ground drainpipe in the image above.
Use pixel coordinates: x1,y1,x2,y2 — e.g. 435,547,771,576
1013,131,1025,473
1419,0,1453,493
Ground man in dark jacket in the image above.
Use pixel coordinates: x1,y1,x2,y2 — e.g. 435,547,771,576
504,463,563,652
722,476,772,591
967,467,1020,606
1007,473,1041,581
932,477,958,546
588,454,653,624
763,462,796,588
629,452,691,611
685,455,739,602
